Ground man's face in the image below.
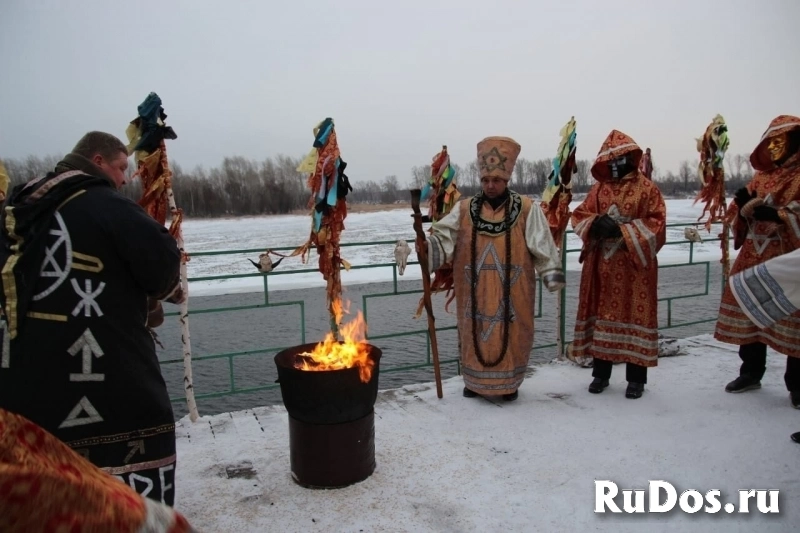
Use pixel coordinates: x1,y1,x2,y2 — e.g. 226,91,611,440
93,152,129,189
481,176,507,199
767,133,789,163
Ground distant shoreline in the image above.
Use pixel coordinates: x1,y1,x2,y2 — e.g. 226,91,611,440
177,193,700,221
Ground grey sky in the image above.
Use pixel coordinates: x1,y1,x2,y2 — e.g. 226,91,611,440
1,0,798,183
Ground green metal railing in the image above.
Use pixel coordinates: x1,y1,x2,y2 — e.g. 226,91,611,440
162,221,726,404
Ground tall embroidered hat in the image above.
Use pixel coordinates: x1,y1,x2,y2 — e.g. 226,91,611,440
750,115,800,172
477,136,521,181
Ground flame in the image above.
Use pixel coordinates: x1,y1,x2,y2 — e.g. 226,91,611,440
330,297,349,326
295,302,373,383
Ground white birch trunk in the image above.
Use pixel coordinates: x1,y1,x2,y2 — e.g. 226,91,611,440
161,146,199,422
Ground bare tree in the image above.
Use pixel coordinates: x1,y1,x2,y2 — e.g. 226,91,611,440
531,159,550,194
381,175,400,203
410,165,430,190
679,160,693,193
573,160,591,192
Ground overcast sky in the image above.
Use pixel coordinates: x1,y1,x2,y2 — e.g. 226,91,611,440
1,0,798,183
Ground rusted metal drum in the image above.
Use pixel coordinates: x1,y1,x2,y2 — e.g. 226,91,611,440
274,343,381,488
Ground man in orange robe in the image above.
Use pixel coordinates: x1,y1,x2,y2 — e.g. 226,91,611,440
715,115,800,409
422,137,565,401
571,130,667,399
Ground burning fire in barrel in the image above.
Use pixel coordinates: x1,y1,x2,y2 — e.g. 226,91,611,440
274,306,381,489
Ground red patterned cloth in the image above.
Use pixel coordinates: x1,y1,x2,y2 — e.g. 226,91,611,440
0,408,196,533
638,149,653,180
571,130,667,366
715,115,800,357
306,127,348,324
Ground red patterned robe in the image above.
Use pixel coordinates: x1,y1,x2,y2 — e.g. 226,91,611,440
714,115,800,357
0,408,196,532
571,131,667,367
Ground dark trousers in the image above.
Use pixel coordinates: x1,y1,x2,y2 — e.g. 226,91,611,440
592,358,647,384
739,342,800,392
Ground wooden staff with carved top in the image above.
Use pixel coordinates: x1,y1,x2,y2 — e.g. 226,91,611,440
410,188,443,398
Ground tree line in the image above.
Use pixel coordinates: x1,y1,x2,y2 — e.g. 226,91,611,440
1,152,756,218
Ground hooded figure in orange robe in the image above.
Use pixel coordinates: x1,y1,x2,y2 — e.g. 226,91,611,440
571,130,667,399
715,115,800,409
423,137,565,401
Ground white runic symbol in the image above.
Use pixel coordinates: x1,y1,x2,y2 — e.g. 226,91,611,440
41,220,68,277
59,396,104,428
33,212,73,301
125,440,145,464
68,328,104,381
128,473,154,497
71,278,105,317
1,320,9,369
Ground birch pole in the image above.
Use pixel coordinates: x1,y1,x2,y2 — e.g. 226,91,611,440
159,142,199,422
127,92,199,422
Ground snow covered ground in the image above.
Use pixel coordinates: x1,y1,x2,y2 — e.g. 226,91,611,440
181,198,734,296
174,334,798,532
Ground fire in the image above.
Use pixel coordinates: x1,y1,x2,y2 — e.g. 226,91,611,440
296,302,373,383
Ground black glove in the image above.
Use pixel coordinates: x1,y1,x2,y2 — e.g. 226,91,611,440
607,224,623,238
752,205,782,223
734,187,756,210
589,214,620,239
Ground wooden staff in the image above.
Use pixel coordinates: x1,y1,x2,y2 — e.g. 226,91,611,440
717,167,731,281
410,188,443,399
158,140,199,422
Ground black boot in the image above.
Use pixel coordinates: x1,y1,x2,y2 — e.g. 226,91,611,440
792,432,800,444
625,382,645,399
503,390,518,402
733,343,766,393
463,387,478,398
725,375,761,393
588,378,609,394
791,391,800,409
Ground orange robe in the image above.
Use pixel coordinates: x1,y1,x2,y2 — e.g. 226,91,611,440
714,150,800,357
0,408,195,532
571,132,667,367
427,193,565,395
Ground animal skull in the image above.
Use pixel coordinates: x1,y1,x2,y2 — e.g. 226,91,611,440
258,252,275,273
684,227,703,243
394,239,412,275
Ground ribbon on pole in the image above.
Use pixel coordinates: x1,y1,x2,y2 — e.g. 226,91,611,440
126,92,199,422
540,117,577,359
412,145,461,319
296,118,353,336
693,114,731,279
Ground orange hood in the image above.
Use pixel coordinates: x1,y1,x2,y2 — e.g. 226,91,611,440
750,115,800,172
591,130,643,182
